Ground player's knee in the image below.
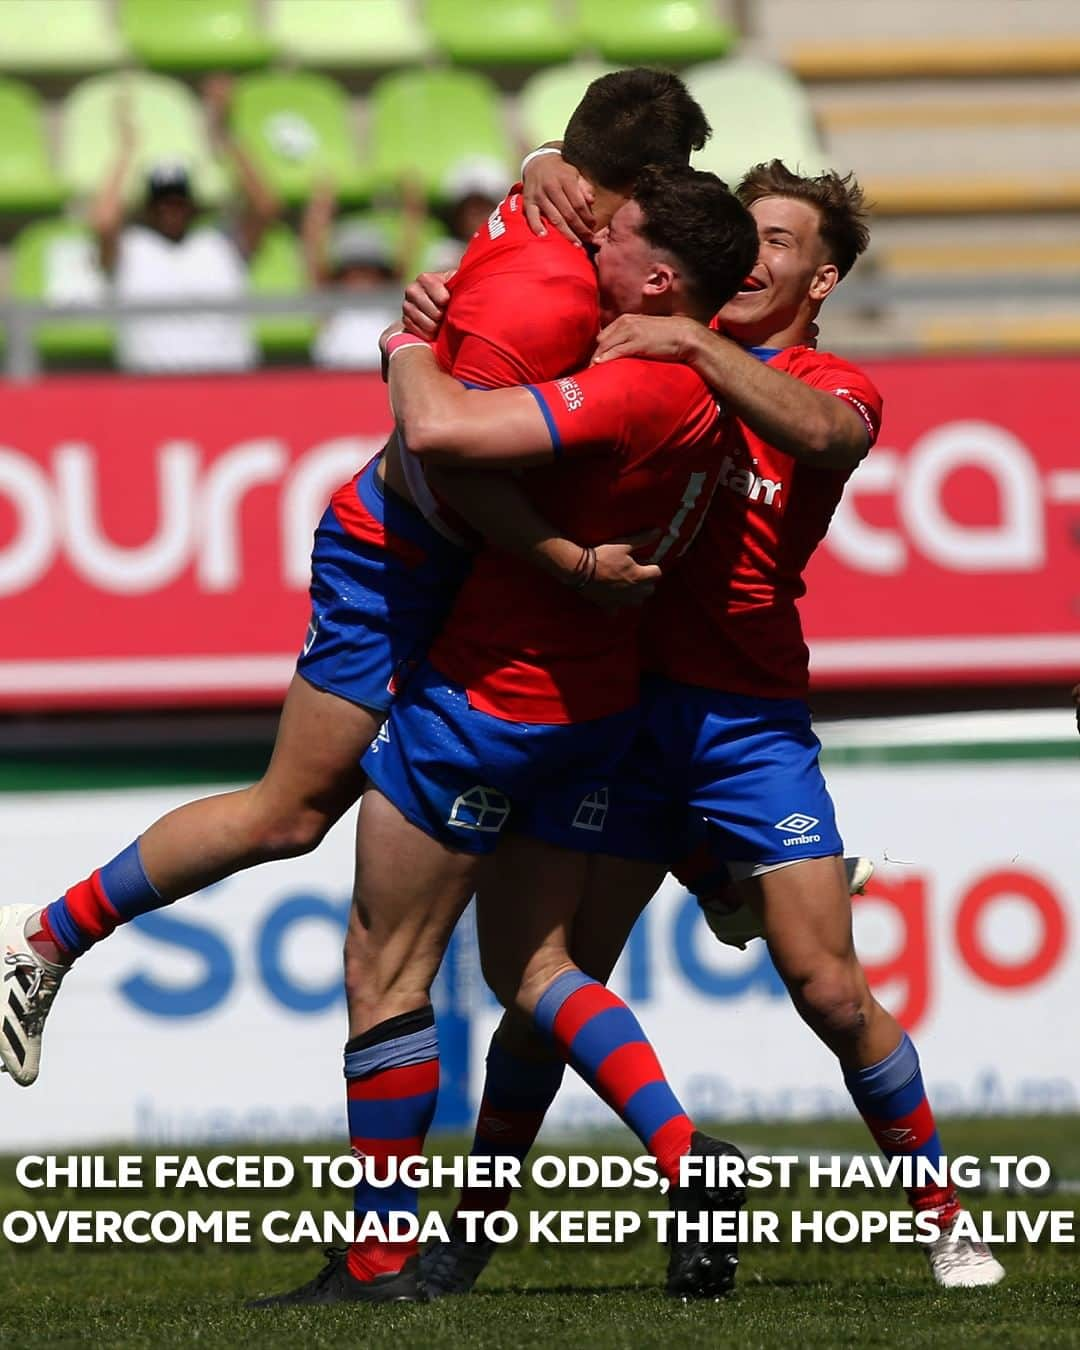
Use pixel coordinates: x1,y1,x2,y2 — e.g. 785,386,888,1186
790,964,871,1045
250,806,333,861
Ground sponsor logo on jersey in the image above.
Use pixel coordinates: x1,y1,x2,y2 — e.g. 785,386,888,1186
448,785,511,833
717,453,782,506
487,205,507,241
555,376,585,413
774,811,822,846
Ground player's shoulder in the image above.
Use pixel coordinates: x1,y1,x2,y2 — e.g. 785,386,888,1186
773,343,881,401
458,188,592,278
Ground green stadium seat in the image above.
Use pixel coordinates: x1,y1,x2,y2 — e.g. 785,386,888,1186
579,0,734,64
10,219,113,363
61,72,227,205
686,59,828,185
0,79,65,213
369,69,513,202
231,71,368,207
119,0,272,72
0,0,123,72
357,209,452,283
425,0,577,65
248,223,314,359
266,0,429,67
518,62,615,148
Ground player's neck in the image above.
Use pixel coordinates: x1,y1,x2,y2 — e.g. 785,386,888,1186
726,305,819,352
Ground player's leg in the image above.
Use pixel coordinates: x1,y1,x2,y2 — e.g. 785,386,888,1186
1,462,471,1086
422,848,668,1298
252,787,480,1307
0,673,376,1086
475,828,745,1300
740,857,1003,1286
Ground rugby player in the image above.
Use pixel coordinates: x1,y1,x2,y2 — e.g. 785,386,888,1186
0,69,701,1087
417,157,1005,1293
250,164,760,1307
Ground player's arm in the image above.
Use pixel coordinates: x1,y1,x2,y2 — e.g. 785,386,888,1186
594,316,874,470
387,342,560,467
428,465,660,610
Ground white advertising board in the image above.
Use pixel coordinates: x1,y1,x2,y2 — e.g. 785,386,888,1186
1,761,1076,1149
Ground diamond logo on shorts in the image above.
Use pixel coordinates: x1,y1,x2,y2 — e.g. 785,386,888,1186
774,812,820,835
448,785,510,833
572,787,609,832
302,615,319,656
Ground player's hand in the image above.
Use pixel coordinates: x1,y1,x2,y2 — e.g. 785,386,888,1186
402,270,454,340
593,315,704,365
523,153,594,246
583,532,663,613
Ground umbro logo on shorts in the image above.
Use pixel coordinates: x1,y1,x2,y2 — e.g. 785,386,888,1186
774,812,822,848
774,812,820,835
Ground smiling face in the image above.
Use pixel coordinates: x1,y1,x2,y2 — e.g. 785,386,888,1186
593,199,679,327
717,195,839,347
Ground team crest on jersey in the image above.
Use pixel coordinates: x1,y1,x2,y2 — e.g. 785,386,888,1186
448,785,511,833
572,787,609,832
555,376,584,413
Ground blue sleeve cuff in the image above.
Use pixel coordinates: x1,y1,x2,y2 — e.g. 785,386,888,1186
523,384,562,458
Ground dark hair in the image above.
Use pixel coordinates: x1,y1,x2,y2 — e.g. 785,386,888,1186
737,159,870,278
562,68,711,192
632,165,759,318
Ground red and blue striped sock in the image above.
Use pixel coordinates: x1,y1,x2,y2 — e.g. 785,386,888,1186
844,1033,959,1223
457,1037,565,1217
533,969,693,1185
344,1006,440,1281
38,841,164,961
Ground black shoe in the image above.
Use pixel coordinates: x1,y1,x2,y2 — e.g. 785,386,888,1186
666,1132,747,1300
248,1247,420,1307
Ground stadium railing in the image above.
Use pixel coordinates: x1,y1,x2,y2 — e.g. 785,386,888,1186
5,272,1080,379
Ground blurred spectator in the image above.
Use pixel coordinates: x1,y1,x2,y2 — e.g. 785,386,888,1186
91,76,280,374
303,180,399,371
425,155,510,271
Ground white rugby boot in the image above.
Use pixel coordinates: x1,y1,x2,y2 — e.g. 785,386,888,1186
925,1213,1006,1288
0,904,66,1086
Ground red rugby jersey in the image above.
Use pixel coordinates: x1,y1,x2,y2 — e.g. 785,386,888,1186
428,359,736,724
334,187,599,545
433,186,599,387
643,345,883,699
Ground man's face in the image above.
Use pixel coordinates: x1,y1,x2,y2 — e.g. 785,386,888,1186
147,193,196,242
593,199,656,327
717,196,832,333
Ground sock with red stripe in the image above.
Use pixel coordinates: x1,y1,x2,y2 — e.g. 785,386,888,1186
35,841,164,963
344,1006,439,1282
457,1037,565,1217
844,1033,959,1224
533,969,692,1185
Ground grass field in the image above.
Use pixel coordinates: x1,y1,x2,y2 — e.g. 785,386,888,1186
1,1116,1077,1349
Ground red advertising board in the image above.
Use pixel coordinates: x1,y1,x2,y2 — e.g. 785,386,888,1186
801,354,1080,686
0,357,1076,709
